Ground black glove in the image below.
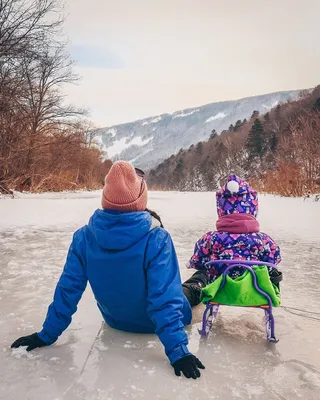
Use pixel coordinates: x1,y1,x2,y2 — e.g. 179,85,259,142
172,355,205,379
269,269,283,287
11,333,47,352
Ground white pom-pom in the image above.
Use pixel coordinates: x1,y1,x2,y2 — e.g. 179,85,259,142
226,180,240,193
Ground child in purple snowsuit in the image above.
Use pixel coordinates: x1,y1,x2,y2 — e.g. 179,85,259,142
187,175,282,284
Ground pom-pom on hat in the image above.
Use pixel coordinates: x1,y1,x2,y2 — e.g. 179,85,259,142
216,174,258,217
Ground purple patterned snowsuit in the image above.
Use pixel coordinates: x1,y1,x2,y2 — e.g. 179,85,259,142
188,175,281,283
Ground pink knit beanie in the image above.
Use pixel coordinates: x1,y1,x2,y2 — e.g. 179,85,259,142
101,161,148,211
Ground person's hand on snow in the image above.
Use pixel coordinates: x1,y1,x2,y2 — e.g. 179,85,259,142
172,355,205,379
11,333,47,352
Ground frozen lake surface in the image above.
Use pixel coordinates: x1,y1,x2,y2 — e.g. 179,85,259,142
1,191,320,400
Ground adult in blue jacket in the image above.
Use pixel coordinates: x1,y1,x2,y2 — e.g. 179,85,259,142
11,161,206,379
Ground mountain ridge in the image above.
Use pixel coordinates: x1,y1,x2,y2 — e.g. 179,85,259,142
147,85,320,196
95,89,302,169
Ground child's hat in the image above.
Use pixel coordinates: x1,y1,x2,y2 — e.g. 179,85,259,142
216,174,258,217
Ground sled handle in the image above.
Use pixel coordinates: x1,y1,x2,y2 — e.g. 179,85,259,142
206,260,276,269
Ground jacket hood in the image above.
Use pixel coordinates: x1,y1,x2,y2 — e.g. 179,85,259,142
88,209,153,251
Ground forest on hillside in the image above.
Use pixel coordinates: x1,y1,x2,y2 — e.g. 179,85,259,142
148,87,320,196
0,0,111,194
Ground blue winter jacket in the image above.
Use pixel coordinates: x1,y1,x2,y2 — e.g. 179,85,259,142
38,209,192,364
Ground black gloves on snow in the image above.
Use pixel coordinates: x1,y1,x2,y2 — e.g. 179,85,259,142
172,355,205,379
11,335,205,380
11,333,47,352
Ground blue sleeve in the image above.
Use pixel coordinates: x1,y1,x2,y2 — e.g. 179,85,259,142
146,229,191,365
38,230,88,345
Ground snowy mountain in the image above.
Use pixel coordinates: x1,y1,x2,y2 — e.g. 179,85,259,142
95,90,301,169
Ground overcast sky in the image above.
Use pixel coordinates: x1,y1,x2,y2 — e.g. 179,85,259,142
63,0,320,127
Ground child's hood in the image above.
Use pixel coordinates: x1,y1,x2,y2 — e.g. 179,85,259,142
216,175,258,217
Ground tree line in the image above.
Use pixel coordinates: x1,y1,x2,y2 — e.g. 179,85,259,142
148,87,320,197
0,0,111,194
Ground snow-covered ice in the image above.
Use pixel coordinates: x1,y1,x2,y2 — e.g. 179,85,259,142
1,191,320,399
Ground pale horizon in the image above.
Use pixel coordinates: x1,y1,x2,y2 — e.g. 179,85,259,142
63,0,320,127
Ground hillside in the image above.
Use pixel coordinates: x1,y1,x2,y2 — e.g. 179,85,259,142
148,87,320,197
95,90,300,169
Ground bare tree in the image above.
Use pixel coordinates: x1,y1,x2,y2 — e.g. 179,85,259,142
0,0,108,193
19,44,86,173
289,111,320,189
0,0,63,58
80,120,99,148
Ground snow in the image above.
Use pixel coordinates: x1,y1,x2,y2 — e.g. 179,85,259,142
263,101,279,110
1,192,320,400
106,136,153,158
93,135,109,156
129,143,155,164
107,128,117,137
304,194,320,202
11,346,41,360
150,116,161,124
205,112,227,123
173,109,200,119
106,137,128,157
140,116,161,125
130,136,153,147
